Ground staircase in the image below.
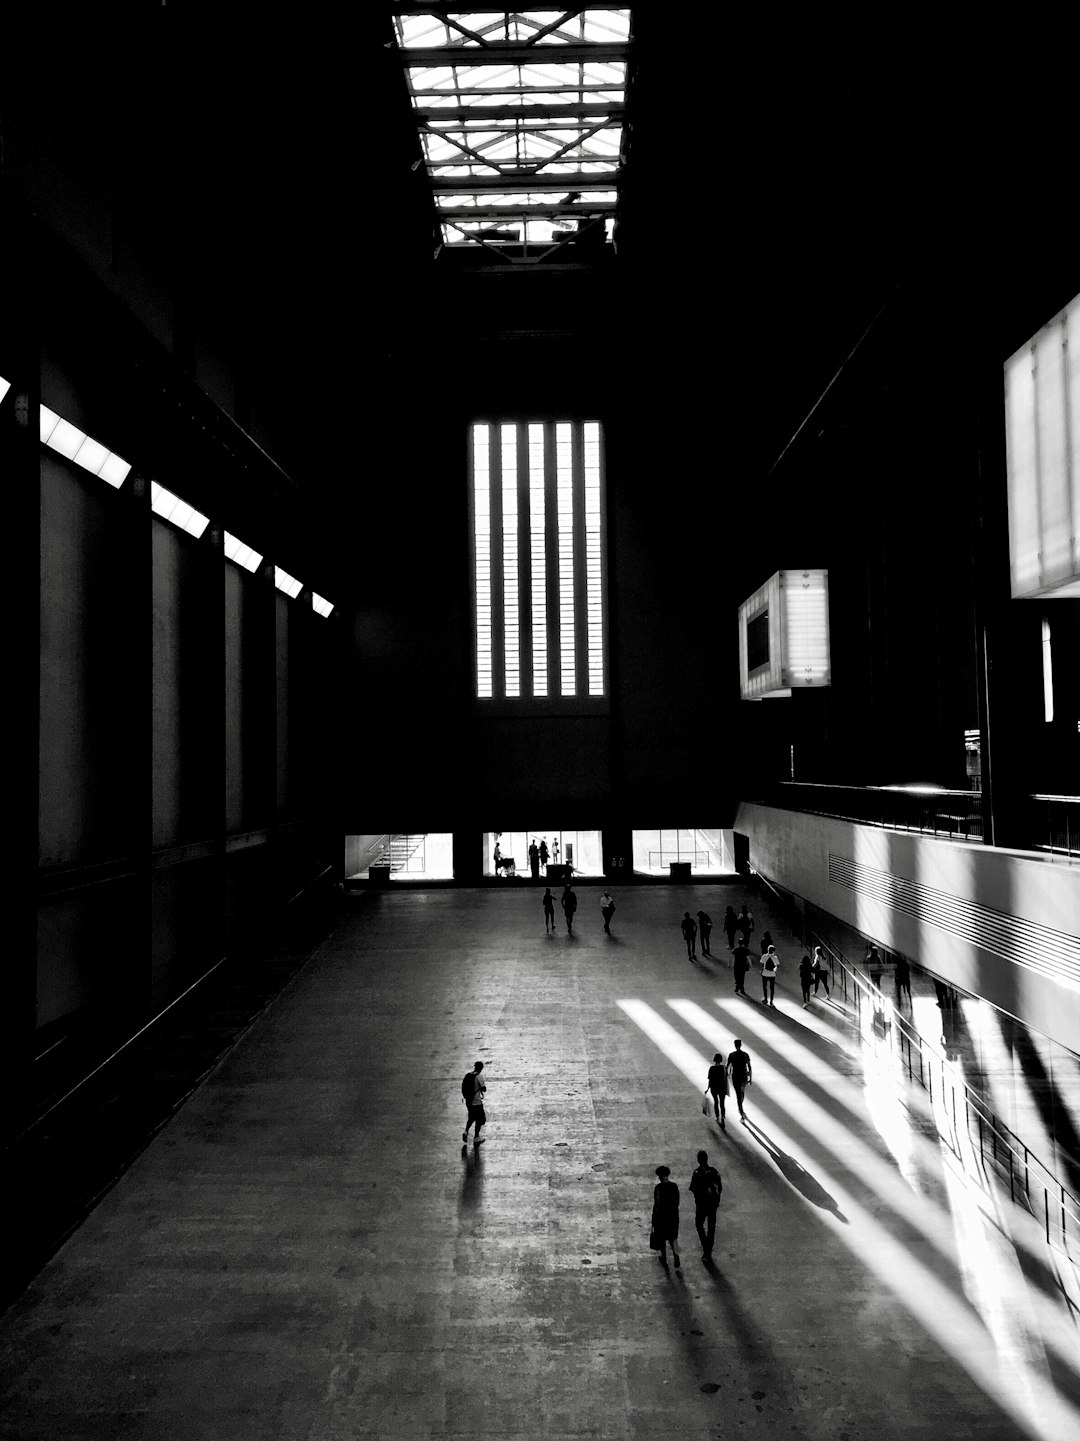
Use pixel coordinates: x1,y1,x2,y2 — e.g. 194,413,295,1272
388,834,425,873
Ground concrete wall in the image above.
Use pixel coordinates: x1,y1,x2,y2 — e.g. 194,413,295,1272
736,802,1080,1053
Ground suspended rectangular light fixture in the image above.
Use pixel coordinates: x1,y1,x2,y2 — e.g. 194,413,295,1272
274,566,303,599
0,375,11,405
738,570,830,700
40,405,132,488
223,530,263,573
311,593,334,618
150,481,210,538
1004,291,1080,598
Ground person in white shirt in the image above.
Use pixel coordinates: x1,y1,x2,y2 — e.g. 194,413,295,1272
760,945,779,1006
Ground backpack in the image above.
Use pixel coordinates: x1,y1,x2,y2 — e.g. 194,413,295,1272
698,1167,722,1206
461,1072,476,1103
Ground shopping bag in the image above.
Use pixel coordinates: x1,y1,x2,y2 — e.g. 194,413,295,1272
701,1088,711,1115
649,1230,661,1250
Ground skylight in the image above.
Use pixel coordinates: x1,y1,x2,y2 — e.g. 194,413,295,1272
393,8,631,261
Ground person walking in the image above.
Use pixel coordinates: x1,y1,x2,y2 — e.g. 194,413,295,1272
529,838,540,881
724,906,738,950
688,1149,723,1260
561,883,578,933
736,904,754,946
461,1060,487,1145
600,890,616,934
697,909,713,957
812,944,830,997
651,1165,681,1269
760,945,779,1006
759,929,773,957
732,940,751,996
539,837,550,872
542,887,556,933
727,1039,752,1120
680,911,698,962
706,1052,728,1129
799,953,814,1007
895,953,912,1007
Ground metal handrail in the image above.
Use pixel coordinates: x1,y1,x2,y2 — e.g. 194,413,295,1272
751,866,1080,1263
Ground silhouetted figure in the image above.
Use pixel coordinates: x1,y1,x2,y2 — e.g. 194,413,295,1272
724,906,738,949
759,929,773,957
866,945,884,991
697,910,713,956
539,838,549,871
681,911,698,961
461,1061,487,1146
542,887,555,933
552,838,560,865
760,945,779,1006
736,905,754,946
812,945,830,997
895,954,911,1006
732,942,751,996
651,1165,681,1268
727,1039,752,1120
799,953,813,1007
689,1149,723,1259
706,1052,728,1128
529,839,540,880
600,890,616,934
561,883,577,933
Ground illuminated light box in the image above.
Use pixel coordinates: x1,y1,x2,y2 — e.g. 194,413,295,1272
1004,291,1080,598
738,570,830,700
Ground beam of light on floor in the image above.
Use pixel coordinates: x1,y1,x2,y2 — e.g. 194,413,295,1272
617,997,1080,1441
702,999,1080,1371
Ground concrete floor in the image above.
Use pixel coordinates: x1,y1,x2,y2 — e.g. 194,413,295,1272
2,882,1080,1440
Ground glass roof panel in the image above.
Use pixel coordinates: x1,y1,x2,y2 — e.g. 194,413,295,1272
393,8,631,255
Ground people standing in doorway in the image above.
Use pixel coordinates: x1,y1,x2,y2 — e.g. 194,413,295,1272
727,1040,752,1120
799,953,814,1007
895,954,912,1007
539,838,550,873
552,838,560,865
529,838,540,881
561,883,578,933
461,1060,487,1146
724,906,738,950
812,945,831,997
706,1053,728,1129
760,945,779,1006
542,887,556,933
723,1043,749,1118
697,910,713,957
651,1165,681,1269
600,890,616,934
736,904,754,946
689,1150,723,1261
732,940,751,996
680,911,698,962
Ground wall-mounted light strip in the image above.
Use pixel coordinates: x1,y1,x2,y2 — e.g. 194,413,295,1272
149,481,210,538
223,530,263,573
274,566,303,599
40,405,132,488
311,593,334,618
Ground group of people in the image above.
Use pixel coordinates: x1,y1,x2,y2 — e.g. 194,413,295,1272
527,835,561,880
542,884,616,935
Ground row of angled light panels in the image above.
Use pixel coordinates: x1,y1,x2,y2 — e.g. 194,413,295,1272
0,377,333,617
394,8,630,248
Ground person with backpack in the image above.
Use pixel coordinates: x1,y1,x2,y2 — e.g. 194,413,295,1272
760,945,779,1006
727,1039,752,1121
461,1060,487,1145
688,1149,723,1260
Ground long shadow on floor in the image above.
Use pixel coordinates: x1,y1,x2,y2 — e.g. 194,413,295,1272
743,1119,848,1221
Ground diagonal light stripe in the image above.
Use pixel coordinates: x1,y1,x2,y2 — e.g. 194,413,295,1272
617,998,1080,1441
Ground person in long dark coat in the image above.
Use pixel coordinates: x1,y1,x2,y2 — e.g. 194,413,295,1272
724,906,738,950
651,1165,681,1268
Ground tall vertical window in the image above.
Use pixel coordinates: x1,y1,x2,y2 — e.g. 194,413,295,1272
1042,616,1054,723
470,419,606,702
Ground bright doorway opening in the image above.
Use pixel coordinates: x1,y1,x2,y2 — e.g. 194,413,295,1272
486,830,603,879
345,834,454,881
631,829,731,877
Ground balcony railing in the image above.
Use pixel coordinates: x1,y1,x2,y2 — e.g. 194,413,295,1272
768,781,984,841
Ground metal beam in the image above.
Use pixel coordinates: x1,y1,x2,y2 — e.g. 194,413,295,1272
435,204,616,223
431,172,617,193
414,101,625,121
400,42,629,66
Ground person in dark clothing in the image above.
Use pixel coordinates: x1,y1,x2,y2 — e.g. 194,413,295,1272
812,945,830,997
724,906,738,950
600,890,616,934
542,887,556,933
539,838,549,871
727,1040,752,1120
895,954,911,1006
736,905,754,946
689,1149,723,1259
561,884,578,933
680,911,698,961
706,1053,728,1129
799,953,814,1007
697,910,713,957
651,1165,680,1268
732,942,751,996
529,839,540,880
461,1060,487,1145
